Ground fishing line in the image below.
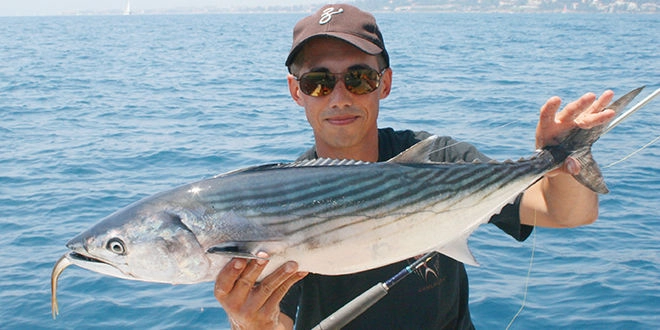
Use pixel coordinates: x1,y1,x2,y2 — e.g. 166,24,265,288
423,88,655,328
602,134,660,169
502,136,659,329
503,132,660,328
428,119,526,158
505,209,537,330
601,87,660,168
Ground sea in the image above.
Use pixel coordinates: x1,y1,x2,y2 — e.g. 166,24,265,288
1,11,658,330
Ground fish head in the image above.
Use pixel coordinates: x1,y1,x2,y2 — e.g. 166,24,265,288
64,199,211,284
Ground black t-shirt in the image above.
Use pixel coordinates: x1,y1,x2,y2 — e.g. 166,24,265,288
281,128,532,330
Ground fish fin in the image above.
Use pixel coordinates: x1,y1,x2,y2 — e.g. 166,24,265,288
571,147,609,194
388,135,439,164
185,210,285,250
558,87,645,153
218,159,372,175
290,158,370,167
435,235,479,266
207,242,267,260
605,86,646,119
213,163,286,178
544,86,647,194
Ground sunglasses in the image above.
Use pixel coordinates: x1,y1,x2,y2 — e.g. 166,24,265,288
296,68,385,97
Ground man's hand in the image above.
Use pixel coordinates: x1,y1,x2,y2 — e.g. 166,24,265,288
214,252,307,330
521,90,617,228
536,90,616,176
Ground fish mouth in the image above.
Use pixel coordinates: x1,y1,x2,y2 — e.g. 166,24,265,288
51,251,133,319
64,249,134,280
69,251,103,263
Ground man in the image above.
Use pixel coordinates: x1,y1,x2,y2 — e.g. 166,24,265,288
214,4,615,329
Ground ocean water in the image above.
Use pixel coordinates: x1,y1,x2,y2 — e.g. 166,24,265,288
1,12,658,329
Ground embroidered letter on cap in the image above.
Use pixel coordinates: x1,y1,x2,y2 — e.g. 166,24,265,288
319,7,343,24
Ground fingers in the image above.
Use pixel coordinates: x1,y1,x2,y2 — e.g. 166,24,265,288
543,90,614,127
214,253,307,325
214,252,272,308
559,90,616,128
555,92,597,124
574,90,616,129
214,258,247,301
546,156,580,178
233,252,272,303
536,90,616,149
536,96,563,148
591,90,614,113
255,262,308,315
538,96,561,130
564,156,580,175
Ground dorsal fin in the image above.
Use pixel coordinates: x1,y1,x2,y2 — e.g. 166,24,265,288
285,158,370,167
213,158,372,178
213,163,285,178
388,135,439,164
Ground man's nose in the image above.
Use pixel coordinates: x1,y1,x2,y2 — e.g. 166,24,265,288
327,79,353,107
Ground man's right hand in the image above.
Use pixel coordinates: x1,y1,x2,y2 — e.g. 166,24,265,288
214,252,307,330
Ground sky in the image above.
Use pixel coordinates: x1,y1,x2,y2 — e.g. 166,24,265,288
0,0,316,16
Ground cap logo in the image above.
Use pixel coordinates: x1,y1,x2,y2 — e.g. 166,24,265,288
319,7,343,25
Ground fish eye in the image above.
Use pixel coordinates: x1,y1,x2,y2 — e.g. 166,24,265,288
106,238,126,255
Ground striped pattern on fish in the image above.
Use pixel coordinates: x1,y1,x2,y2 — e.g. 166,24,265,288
193,154,552,276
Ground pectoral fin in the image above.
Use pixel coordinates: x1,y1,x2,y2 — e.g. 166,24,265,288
435,235,479,266
206,241,269,260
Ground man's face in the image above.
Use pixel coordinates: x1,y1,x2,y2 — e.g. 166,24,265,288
288,37,392,159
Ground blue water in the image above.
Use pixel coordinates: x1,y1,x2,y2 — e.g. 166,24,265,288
1,12,658,329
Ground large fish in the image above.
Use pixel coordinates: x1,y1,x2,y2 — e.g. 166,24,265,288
52,86,653,318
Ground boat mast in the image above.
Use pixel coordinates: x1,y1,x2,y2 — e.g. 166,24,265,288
123,1,131,15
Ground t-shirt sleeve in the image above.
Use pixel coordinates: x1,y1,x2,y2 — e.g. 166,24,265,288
413,131,489,163
489,193,533,241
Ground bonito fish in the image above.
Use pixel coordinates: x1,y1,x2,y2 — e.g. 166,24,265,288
52,86,654,318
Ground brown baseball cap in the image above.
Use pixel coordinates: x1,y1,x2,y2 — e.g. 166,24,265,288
285,4,389,70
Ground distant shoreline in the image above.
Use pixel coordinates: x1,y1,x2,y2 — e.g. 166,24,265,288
2,1,658,17
3,9,658,18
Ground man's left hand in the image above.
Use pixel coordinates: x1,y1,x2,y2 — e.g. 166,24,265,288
535,90,616,175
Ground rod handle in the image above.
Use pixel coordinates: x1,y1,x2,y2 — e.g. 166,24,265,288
311,283,388,330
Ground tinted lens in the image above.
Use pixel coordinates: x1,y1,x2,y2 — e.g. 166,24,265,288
299,72,336,97
344,69,380,95
298,68,382,97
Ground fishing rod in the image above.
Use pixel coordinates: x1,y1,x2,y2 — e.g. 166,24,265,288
604,86,660,135
311,251,438,330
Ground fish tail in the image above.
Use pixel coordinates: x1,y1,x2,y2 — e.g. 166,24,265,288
550,86,646,194
571,146,608,194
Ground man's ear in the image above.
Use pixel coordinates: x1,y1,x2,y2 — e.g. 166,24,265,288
287,74,305,106
379,68,392,100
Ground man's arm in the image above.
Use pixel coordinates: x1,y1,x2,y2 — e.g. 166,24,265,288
214,252,307,330
520,90,616,228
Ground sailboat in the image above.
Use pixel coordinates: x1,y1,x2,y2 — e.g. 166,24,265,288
123,1,131,15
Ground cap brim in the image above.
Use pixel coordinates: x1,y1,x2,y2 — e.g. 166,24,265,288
285,33,384,67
